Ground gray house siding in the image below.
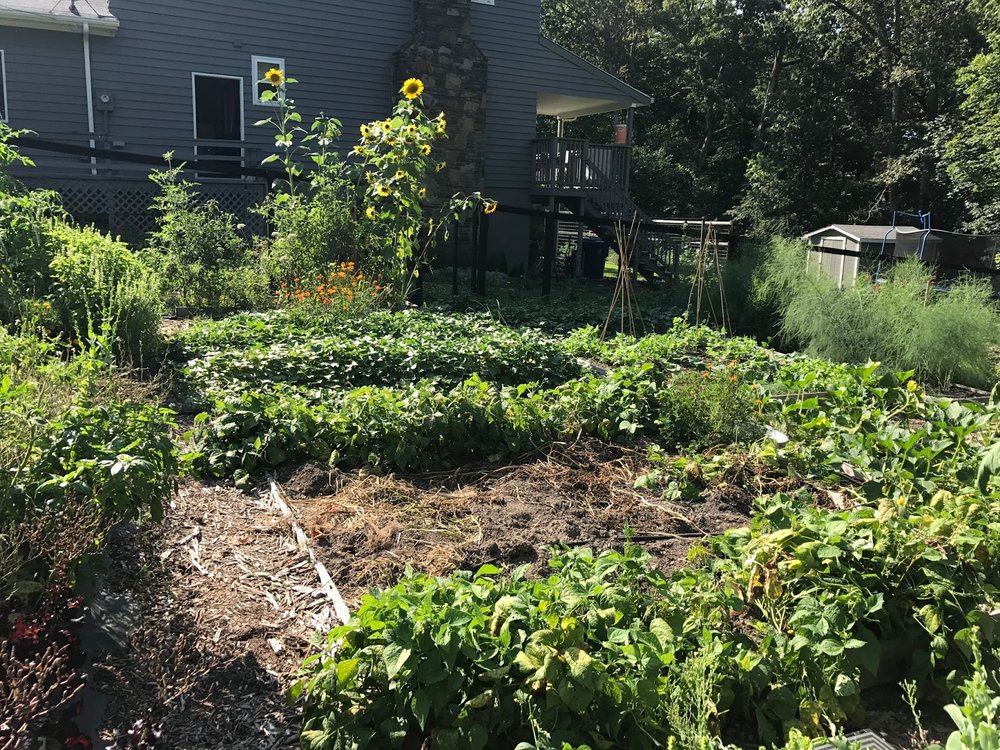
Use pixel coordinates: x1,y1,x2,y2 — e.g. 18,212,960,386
0,27,90,174
1,0,647,271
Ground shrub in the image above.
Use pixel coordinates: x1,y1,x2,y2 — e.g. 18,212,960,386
659,368,761,449
756,238,1000,388
47,223,163,365
0,127,64,324
148,164,269,312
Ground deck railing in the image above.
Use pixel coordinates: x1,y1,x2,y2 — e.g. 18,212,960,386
532,137,631,193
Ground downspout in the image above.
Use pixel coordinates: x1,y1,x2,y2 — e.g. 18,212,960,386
83,21,97,176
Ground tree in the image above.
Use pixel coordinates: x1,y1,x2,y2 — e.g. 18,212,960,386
945,0,1000,231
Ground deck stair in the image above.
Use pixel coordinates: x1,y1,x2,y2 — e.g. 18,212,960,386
532,137,675,282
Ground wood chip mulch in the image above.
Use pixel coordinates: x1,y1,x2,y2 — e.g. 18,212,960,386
91,479,335,749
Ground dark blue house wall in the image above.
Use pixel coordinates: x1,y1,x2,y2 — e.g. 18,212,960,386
0,27,90,173
1,0,640,268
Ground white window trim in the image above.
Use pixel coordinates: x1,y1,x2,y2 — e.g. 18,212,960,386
251,55,285,106
471,0,495,5
0,50,8,122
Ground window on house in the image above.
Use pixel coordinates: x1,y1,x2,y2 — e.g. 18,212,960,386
471,0,495,5
0,50,8,122
252,55,285,106
192,73,243,178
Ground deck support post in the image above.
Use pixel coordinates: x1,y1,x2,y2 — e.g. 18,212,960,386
476,209,489,295
543,196,556,296
452,217,460,296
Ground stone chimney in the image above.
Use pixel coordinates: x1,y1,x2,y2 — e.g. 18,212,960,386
394,0,488,201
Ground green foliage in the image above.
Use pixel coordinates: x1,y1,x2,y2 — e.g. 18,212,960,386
544,0,984,235
659,368,761,450
946,11,1000,233
171,309,584,402
755,238,1000,388
148,163,268,312
928,638,1000,750
256,74,490,303
0,331,177,524
295,546,688,750
47,223,163,365
0,125,65,324
297,480,1000,748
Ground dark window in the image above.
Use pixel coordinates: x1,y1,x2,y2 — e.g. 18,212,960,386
193,74,242,178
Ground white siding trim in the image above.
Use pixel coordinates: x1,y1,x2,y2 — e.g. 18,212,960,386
191,71,246,142
251,55,285,107
0,50,7,122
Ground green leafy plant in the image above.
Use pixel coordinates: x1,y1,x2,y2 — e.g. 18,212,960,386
47,223,163,365
147,161,268,312
255,71,492,303
927,637,1000,750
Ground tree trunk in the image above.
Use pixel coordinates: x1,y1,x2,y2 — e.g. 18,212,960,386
752,47,785,154
888,0,903,212
919,85,939,211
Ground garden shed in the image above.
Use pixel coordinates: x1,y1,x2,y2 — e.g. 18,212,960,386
801,224,941,288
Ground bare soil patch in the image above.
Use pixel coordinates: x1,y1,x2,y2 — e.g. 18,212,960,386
91,480,329,749
276,441,753,605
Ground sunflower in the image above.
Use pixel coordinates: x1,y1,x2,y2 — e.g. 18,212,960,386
435,120,447,135
435,161,446,172
394,170,406,181
264,68,285,87
352,145,364,156
484,200,498,215
401,78,425,100
365,206,376,220
420,144,432,156
417,187,427,199
360,124,372,140
376,182,392,198
406,124,417,135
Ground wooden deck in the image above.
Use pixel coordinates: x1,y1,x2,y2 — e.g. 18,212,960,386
532,137,631,194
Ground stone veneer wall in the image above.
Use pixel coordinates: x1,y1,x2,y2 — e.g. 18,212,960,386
393,0,488,202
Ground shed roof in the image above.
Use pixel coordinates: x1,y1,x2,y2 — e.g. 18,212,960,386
0,0,118,34
802,224,933,243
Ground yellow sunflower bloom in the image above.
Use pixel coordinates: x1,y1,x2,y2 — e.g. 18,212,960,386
366,206,376,220
484,200,498,215
406,124,417,135
420,144,432,156
401,77,425,100
353,145,364,156
394,170,406,181
264,68,285,87
435,121,447,135
417,187,427,199
376,182,391,198
435,161,446,172
360,124,372,140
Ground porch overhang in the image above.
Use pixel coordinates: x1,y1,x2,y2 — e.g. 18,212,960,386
536,37,652,120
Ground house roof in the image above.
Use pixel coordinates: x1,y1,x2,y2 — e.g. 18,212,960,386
802,224,932,243
536,38,653,120
0,0,119,34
